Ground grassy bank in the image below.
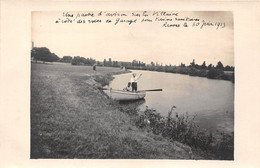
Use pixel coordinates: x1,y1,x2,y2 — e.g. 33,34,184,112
132,108,234,160
112,98,233,160
31,63,196,159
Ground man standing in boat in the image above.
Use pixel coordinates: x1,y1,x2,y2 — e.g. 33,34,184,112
131,73,142,92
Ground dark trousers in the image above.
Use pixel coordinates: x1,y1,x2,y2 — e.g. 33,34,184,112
132,82,137,92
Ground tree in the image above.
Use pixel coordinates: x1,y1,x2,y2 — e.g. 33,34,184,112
207,69,224,79
50,53,59,62
190,59,195,67
103,59,107,66
180,62,186,67
113,61,119,67
216,61,224,70
107,58,112,66
132,60,138,66
31,47,60,63
201,61,207,69
207,64,213,70
61,56,72,63
72,56,80,65
71,56,96,65
224,65,234,71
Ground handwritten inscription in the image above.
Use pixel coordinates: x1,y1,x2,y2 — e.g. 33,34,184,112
55,11,226,30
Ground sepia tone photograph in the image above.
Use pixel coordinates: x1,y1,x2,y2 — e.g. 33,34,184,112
2,0,260,167
30,11,234,160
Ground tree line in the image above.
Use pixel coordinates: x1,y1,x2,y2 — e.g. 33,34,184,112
129,59,234,82
31,47,96,66
31,47,234,82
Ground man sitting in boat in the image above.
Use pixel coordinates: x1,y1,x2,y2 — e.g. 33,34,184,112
131,73,142,92
123,82,132,91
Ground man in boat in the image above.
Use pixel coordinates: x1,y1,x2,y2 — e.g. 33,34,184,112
131,73,142,92
123,82,132,91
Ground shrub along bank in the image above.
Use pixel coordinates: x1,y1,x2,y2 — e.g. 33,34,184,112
113,102,234,160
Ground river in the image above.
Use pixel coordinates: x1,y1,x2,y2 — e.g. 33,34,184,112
108,70,234,134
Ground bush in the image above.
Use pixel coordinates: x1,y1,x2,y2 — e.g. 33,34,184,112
189,67,199,76
207,69,224,79
134,106,234,160
94,75,114,86
221,73,235,83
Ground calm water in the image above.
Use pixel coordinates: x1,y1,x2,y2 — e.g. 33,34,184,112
108,70,234,133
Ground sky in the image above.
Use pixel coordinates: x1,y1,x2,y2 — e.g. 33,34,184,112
32,11,234,66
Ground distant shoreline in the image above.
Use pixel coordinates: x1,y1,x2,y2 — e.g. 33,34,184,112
31,59,234,83
127,67,235,83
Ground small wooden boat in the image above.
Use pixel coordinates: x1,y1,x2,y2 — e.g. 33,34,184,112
101,88,162,101
109,89,146,101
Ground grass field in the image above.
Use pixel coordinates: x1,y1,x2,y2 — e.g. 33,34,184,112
31,63,196,159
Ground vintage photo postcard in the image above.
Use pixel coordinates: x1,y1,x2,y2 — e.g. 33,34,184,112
1,1,260,168
31,11,234,160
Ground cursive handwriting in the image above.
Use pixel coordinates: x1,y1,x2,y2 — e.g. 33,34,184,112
55,11,227,30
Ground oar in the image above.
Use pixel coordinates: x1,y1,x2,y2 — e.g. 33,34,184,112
99,88,163,92
139,89,163,92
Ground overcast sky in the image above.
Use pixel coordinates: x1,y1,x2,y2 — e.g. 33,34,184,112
32,11,234,66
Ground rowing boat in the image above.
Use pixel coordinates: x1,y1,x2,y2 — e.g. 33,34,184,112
102,88,162,101
109,89,146,101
